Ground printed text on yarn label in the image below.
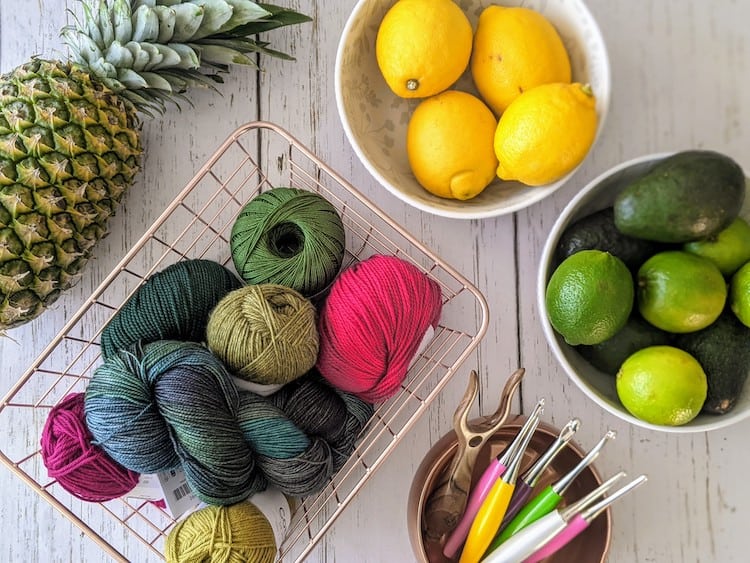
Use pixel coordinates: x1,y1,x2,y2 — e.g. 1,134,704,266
249,487,292,549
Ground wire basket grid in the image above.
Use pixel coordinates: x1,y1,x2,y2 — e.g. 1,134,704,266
0,121,489,562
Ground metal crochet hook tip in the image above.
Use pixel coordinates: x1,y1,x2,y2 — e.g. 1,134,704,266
422,367,525,542
560,418,581,440
553,429,616,496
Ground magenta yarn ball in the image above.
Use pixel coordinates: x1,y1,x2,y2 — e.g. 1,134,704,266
41,393,139,502
316,254,443,402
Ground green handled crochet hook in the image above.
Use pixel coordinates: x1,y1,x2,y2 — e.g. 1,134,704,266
488,429,616,549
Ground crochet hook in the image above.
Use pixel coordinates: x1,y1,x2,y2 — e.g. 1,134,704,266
443,399,545,559
495,417,581,533
523,474,648,563
457,413,539,563
481,471,629,563
490,429,616,548
422,368,524,543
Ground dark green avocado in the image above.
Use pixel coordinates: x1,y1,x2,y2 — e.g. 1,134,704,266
556,207,666,271
577,314,672,375
614,150,746,243
675,309,750,415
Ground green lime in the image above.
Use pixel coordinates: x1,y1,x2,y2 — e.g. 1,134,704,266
730,261,750,327
637,250,727,333
616,345,707,426
683,218,750,276
545,250,634,346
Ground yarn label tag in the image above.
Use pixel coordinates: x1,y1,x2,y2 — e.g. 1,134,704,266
231,377,285,397
248,488,292,549
409,325,435,369
128,467,200,518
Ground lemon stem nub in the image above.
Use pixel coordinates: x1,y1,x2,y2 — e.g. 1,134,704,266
580,83,594,97
406,79,420,91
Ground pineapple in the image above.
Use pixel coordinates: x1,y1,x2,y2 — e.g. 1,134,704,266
0,0,310,329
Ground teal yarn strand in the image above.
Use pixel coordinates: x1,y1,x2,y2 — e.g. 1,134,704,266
100,260,242,359
84,340,373,505
230,187,346,297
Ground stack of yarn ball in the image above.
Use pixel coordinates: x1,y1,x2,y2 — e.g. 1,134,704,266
40,186,444,562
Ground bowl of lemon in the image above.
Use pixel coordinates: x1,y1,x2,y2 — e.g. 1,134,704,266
335,0,611,219
538,151,750,433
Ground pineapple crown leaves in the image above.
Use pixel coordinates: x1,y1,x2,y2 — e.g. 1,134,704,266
61,0,311,115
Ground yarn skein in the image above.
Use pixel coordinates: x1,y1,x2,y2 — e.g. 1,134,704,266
40,393,139,502
206,284,319,385
100,259,242,359
316,254,443,402
165,501,276,563
84,340,373,505
230,187,346,297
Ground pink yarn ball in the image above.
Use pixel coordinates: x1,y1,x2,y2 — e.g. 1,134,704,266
41,393,139,502
316,254,442,402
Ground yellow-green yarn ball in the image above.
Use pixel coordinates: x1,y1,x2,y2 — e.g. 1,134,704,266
165,502,276,563
206,284,319,385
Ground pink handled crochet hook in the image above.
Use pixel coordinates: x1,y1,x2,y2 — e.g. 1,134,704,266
442,399,545,559
481,472,628,563
523,474,649,563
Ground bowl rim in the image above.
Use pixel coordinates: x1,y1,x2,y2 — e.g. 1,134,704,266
537,152,750,434
334,0,613,220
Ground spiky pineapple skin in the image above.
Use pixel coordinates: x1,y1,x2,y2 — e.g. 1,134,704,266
0,58,142,329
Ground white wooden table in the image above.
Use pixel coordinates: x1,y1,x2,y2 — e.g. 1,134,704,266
1,1,749,561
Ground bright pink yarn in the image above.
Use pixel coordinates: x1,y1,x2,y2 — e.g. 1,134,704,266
316,254,442,402
41,392,139,502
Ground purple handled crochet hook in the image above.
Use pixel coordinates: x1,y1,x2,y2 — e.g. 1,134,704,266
496,417,580,532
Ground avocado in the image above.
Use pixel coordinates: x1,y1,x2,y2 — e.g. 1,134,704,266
556,207,666,271
614,150,746,243
577,314,672,375
675,309,750,414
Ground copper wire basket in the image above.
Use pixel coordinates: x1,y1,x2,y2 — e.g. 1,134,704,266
0,122,489,562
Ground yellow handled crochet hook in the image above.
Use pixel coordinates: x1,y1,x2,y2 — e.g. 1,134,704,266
458,415,539,563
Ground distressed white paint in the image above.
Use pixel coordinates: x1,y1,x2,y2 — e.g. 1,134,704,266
1,0,749,561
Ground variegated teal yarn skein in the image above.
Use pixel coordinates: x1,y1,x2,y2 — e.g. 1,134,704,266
206,284,319,385
230,187,346,297
84,340,373,505
100,259,242,359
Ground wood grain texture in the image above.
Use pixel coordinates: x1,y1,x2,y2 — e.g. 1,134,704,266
1,0,749,561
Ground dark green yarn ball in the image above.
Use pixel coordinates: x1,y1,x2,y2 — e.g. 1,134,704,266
230,187,346,297
100,260,242,359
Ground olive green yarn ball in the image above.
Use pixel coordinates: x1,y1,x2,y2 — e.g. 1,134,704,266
165,501,276,563
206,284,319,385
230,187,346,297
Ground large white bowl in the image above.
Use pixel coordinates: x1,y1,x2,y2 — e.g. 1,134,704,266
538,153,750,433
335,0,611,219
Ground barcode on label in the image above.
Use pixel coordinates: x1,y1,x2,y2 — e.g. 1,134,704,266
173,484,192,501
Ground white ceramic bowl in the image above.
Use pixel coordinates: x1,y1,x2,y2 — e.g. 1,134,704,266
538,153,750,433
335,0,611,219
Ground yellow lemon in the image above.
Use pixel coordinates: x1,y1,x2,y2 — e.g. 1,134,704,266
375,0,472,98
471,6,571,116
494,82,598,186
407,90,498,200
